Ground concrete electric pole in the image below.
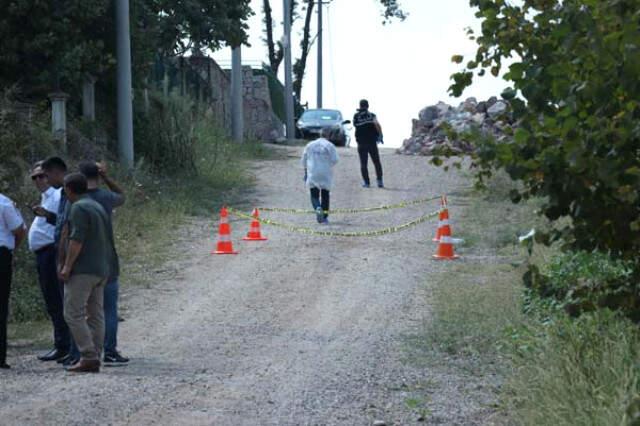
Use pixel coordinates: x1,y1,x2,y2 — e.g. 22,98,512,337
317,0,323,109
231,46,244,143
283,0,295,139
115,0,135,169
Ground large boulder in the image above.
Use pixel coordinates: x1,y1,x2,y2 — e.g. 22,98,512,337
487,100,508,118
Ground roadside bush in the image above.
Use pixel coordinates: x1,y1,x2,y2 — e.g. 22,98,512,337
135,93,200,174
444,1,640,315
526,251,639,320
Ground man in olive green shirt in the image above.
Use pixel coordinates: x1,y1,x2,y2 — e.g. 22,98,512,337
59,173,117,373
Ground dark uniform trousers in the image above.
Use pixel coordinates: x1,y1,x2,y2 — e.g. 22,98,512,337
0,247,12,365
357,142,383,185
36,244,70,351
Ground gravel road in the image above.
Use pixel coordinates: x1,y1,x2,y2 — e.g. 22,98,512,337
0,146,492,425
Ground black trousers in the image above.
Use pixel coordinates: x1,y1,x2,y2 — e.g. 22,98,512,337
310,187,330,218
36,245,70,351
0,247,12,365
357,143,383,185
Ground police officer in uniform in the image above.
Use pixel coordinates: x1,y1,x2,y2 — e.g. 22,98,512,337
353,99,384,188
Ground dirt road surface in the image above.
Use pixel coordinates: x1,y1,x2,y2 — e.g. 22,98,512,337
0,146,492,425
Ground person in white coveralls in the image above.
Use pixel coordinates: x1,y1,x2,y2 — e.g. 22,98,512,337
301,127,340,224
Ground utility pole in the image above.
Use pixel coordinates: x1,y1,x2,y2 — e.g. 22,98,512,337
115,0,135,169
231,45,244,143
283,0,295,139
317,0,323,109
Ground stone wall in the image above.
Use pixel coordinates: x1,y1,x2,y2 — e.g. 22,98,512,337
164,56,284,142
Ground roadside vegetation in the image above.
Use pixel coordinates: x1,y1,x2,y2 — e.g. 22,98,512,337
413,173,640,425
410,2,640,423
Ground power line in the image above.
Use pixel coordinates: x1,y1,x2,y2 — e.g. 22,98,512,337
325,1,338,107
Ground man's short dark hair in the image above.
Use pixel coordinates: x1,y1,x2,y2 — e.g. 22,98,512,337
78,161,99,179
63,172,88,195
42,156,67,172
359,99,369,110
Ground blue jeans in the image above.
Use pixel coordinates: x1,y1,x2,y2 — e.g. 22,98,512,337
103,278,119,354
68,278,119,358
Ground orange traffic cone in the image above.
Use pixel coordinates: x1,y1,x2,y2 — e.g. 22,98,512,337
243,208,268,241
433,208,459,260
433,196,449,242
212,206,239,255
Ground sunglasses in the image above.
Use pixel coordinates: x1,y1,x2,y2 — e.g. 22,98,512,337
31,174,46,181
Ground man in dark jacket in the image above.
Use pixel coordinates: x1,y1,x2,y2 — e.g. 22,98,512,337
353,99,384,188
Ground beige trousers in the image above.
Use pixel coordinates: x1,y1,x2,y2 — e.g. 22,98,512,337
63,274,107,361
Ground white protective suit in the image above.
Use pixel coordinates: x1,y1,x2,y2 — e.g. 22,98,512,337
301,138,339,190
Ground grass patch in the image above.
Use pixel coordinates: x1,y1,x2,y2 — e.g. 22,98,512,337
427,262,524,360
503,308,640,426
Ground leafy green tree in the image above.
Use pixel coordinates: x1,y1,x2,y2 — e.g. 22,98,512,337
149,0,253,54
0,0,253,95
0,0,112,93
450,0,640,262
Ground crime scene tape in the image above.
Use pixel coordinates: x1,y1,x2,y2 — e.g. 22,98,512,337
257,195,442,215
227,207,442,237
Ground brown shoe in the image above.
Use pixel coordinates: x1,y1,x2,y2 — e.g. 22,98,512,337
65,359,100,373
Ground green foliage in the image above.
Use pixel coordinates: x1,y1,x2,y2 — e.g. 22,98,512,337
450,1,640,262
526,250,639,319
149,0,253,53
135,93,198,173
134,92,258,177
504,309,640,426
0,0,112,92
0,0,253,96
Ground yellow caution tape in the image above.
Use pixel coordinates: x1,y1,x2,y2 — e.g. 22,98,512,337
258,195,442,215
228,207,441,238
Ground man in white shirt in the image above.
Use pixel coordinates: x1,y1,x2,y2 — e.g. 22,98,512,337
29,164,70,362
301,128,339,224
0,192,26,370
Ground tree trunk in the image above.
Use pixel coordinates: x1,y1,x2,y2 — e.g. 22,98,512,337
263,0,283,74
293,0,315,101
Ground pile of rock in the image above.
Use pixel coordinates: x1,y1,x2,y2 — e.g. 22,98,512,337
397,97,511,156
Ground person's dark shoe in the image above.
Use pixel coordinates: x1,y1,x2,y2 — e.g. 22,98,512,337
315,206,324,223
0,363,10,369
362,182,370,188
61,355,80,367
104,351,129,366
377,179,384,188
38,348,68,362
65,359,100,373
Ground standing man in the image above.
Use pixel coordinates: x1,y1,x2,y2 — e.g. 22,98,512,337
78,161,128,365
59,173,117,373
41,156,77,366
29,163,70,362
353,99,384,188
301,127,339,224
0,193,26,370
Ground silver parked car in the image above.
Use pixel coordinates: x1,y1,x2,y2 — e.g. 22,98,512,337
296,109,351,147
